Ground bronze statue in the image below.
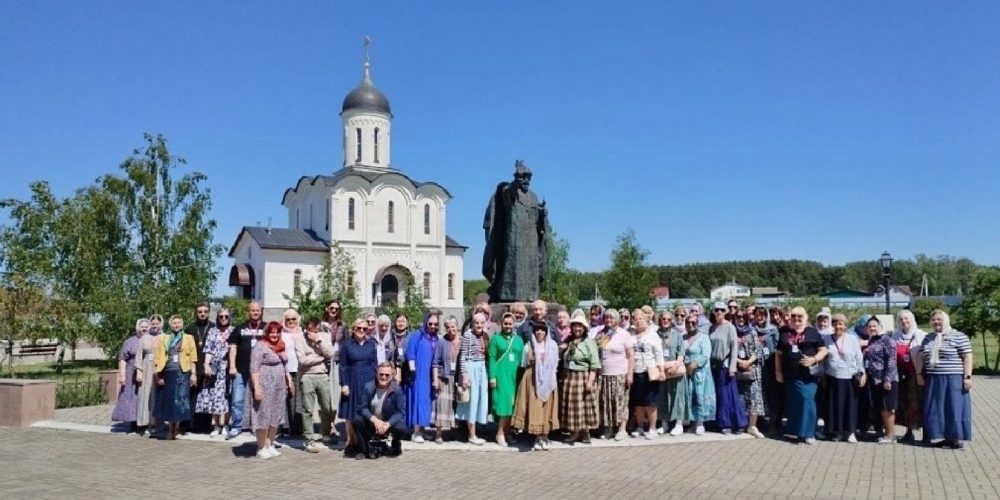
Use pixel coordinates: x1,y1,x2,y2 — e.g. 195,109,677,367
482,160,549,303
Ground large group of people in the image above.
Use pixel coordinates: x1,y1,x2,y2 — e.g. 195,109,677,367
111,297,975,460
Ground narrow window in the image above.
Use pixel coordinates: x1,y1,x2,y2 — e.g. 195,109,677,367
293,269,302,298
348,198,356,230
387,200,394,233
296,209,300,229
423,204,431,235
325,199,330,231
347,270,356,293
447,273,455,300
342,130,347,165
355,128,362,162
423,272,431,299
374,127,380,164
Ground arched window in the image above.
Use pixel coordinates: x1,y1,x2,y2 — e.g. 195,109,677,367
293,269,302,298
348,198,355,230
447,273,455,300
347,270,356,297
355,128,362,162
296,209,300,229
374,127,380,164
325,199,330,231
342,130,347,165
423,204,431,235
422,272,431,300
387,200,394,233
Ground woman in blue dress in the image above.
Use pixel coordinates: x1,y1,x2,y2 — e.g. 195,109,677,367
339,318,378,457
405,313,440,443
684,315,715,435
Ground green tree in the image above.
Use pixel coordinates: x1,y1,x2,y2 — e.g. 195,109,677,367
952,267,1000,372
463,279,489,306
604,230,655,309
540,232,578,307
284,243,360,323
380,268,428,328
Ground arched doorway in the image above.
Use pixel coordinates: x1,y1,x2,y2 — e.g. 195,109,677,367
380,274,400,306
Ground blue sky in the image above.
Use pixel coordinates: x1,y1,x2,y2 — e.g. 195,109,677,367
2,1,998,295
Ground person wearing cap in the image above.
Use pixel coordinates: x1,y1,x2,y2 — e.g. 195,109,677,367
709,302,747,434
775,306,828,444
512,321,561,451
822,313,865,442
560,312,601,444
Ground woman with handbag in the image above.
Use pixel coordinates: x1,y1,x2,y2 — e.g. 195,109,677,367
657,309,689,436
456,313,491,445
629,308,664,439
823,314,865,442
512,321,561,450
775,306,828,444
734,312,766,438
709,303,747,434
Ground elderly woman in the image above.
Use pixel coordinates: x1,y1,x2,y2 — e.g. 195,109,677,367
406,313,440,443
684,314,715,435
734,311,766,438
630,308,664,439
250,321,294,459
775,306,827,444
340,318,379,457
488,313,524,446
554,310,571,342
863,317,899,444
510,303,528,329
594,308,635,440
112,319,148,431
560,312,601,444
390,313,411,383
513,321,561,451
753,307,781,435
196,309,234,437
280,309,302,436
457,313,491,445
618,308,632,332
154,316,198,440
657,310,688,436
917,310,972,449
431,316,462,443
893,309,926,442
371,314,393,364
823,313,865,442
709,303,747,434
135,316,161,435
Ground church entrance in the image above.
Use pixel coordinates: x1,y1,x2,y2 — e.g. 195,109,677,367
380,274,399,306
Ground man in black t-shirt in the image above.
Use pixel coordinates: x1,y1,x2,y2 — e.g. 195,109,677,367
185,302,215,433
227,301,266,439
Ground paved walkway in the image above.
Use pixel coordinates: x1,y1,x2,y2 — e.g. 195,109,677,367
2,376,1000,499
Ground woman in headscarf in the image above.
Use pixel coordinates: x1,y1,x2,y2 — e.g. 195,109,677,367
340,317,378,457
752,307,780,435
892,309,926,442
862,316,899,444
629,308,663,439
196,308,233,437
823,313,865,442
280,309,302,436
250,321,294,459
135,316,161,435
111,319,147,431
513,321,561,451
775,306,827,444
405,313,440,443
457,313,491,445
656,310,688,436
917,310,972,449
431,316,461,443
372,314,394,364
734,311,766,438
594,308,635,441
560,312,601,444
488,312,524,446
684,313,715,435
153,315,198,440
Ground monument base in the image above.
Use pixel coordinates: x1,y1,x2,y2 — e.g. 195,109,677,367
489,302,568,326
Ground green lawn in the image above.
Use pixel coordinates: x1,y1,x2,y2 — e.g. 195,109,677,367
970,335,1000,375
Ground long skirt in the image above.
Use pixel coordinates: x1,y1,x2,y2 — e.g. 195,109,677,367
111,366,139,423
455,360,489,424
560,370,598,431
784,377,818,439
713,366,748,430
136,358,157,426
629,372,660,408
824,376,858,435
194,371,229,416
598,374,628,427
155,370,192,423
738,376,766,417
658,375,689,424
512,366,560,435
897,373,922,429
922,374,972,441
431,375,456,430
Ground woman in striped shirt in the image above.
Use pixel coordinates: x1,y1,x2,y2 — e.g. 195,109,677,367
916,310,973,449
456,313,491,445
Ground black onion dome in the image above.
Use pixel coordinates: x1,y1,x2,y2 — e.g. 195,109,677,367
341,64,391,114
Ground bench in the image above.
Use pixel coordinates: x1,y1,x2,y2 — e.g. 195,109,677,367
16,343,59,357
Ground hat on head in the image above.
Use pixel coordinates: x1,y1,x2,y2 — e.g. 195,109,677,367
712,301,727,311
569,313,588,329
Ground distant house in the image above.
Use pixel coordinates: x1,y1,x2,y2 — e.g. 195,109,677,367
710,282,751,301
751,287,787,298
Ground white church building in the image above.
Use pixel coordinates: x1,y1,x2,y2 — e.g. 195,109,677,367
228,51,466,320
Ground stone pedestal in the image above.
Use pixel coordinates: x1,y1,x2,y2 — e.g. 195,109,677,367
489,302,567,326
0,379,55,427
99,370,119,405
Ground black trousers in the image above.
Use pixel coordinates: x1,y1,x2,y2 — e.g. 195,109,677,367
351,415,410,454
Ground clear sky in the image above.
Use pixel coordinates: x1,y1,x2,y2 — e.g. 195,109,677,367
2,1,998,295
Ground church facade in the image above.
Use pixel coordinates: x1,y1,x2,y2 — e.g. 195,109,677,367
228,52,466,320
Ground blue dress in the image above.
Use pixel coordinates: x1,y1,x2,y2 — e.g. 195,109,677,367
338,336,378,419
405,323,438,428
685,333,716,422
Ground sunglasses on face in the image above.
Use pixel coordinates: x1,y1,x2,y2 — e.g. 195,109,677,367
427,323,439,327
377,373,393,378
285,318,297,322
218,315,230,319
790,314,804,319
197,310,209,314
355,327,368,332
327,306,339,311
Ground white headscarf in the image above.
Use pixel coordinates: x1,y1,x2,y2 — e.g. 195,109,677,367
929,310,953,368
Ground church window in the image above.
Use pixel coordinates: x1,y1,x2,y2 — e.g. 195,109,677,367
296,209,300,229
387,200,394,233
325,199,330,231
374,127,380,164
293,269,302,298
448,273,455,300
423,272,431,299
355,128,362,162
347,270,356,296
423,204,431,235
348,198,355,230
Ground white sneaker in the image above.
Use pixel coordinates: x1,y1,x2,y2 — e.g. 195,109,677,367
533,439,543,451
747,426,764,439
695,426,706,436
804,438,817,445
209,427,220,438
469,437,485,446
256,448,275,460
413,434,425,444
268,445,281,456
614,431,627,441
541,439,551,451
847,433,858,443
630,430,643,438
657,426,666,435
817,418,825,428
670,424,684,436
645,431,656,440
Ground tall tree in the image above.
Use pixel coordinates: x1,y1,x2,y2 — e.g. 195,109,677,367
604,230,655,309
952,267,1000,371
540,231,577,307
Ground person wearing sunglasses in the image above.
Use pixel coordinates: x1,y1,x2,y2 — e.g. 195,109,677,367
321,300,347,442
683,314,714,435
195,308,235,438
405,313,441,443
341,318,379,457
709,302,747,435
775,306,828,444
353,362,410,458
656,310,688,436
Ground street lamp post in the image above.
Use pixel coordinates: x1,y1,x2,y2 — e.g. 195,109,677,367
879,251,893,315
